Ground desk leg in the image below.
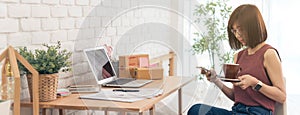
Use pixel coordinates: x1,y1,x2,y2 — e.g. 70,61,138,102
149,106,155,115
59,109,64,115
139,112,144,115
178,88,182,115
104,110,108,115
120,111,126,115
42,108,46,115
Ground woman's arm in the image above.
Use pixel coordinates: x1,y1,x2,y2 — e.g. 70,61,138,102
260,49,286,103
208,53,240,101
202,68,235,101
213,78,235,101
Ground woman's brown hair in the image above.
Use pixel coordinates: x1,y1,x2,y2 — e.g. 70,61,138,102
227,4,267,50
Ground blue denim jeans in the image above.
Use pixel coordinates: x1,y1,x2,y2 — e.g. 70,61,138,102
187,103,272,115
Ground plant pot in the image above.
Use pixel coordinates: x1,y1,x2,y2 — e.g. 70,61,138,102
27,73,58,102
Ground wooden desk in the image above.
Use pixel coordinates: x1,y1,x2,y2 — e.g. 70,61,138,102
21,76,195,115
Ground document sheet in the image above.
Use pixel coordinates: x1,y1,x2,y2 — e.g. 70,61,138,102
79,88,163,102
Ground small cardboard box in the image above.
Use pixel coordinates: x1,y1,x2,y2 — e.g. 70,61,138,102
130,67,164,80
119,54,149,77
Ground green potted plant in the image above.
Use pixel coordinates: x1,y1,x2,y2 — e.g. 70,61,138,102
192,0,234,69
18,41,72,102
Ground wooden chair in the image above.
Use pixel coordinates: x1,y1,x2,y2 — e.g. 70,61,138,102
149,52,176,76
274,101,287,115
274,77,287,115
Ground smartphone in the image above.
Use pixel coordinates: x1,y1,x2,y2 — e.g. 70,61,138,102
196,66,210,75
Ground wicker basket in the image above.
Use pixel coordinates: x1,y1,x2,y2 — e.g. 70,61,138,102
27,74,58,102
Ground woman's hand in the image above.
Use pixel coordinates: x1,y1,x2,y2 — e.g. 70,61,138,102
205,69,218,83
233,74,259,90
198,67,219,83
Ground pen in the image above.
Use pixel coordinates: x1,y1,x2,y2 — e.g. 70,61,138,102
112,89,139,92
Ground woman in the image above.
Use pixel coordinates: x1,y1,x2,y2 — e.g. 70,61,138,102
188,4,286,115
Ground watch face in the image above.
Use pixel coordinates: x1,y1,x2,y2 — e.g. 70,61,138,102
254,84,262,91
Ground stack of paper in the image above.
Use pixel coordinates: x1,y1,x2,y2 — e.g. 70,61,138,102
79,88,163,102
68,85,100,93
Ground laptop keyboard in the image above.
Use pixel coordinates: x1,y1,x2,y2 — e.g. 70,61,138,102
106,78,135,85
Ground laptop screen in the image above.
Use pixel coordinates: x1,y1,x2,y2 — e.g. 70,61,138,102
84,47,116,84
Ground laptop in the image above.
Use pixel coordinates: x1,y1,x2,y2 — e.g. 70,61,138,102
83,46,152,88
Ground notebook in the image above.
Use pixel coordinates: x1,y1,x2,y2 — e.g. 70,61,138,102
83,46,152,88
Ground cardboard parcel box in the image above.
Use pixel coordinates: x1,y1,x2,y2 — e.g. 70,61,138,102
130,67,164,80
119,54,149,78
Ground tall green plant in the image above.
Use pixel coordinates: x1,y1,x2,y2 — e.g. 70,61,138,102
192,0,233,68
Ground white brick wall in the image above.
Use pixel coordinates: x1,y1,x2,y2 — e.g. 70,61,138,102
111,0,122,8
0,0,18,3
112,17,122,27
75,0,89,6
122,17,131,26
75,17,89,28
106,27,116,36
116,26,127,36
31,31,50,44
90,0,101,6
83,6,95,17
51,6,67,17
68,6,82,17
0,3,6,17
21,0,40,4
51,30,68,42
8,5,30,18
21,18,41,31
42,0,59,5
73,61,89,75
0,19,18,32
60,18,75,29
121,0,131,8
0,34,7,49
61,0,74,5
31,5,50,18
41,18,59,30
71,51,84,63
89,17,102,27
67,29,79,40
7,32,31,46
79,28,94,39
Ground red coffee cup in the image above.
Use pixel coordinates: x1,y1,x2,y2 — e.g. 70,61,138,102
223,63,240,79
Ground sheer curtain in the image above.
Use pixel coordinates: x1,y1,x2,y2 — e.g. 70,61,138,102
263,1,300,115
265,0,300,95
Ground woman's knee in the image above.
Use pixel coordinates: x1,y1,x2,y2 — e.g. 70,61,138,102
188,104,202,115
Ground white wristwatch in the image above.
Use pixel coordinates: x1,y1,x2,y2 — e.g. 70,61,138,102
253,81,263,91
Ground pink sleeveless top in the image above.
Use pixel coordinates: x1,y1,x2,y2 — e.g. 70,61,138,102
235,44,277,112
